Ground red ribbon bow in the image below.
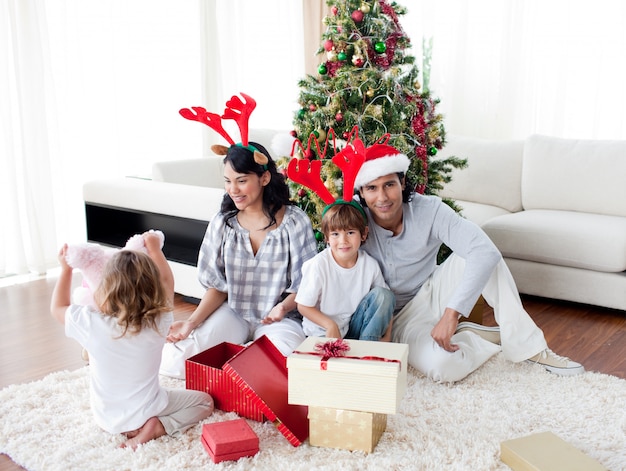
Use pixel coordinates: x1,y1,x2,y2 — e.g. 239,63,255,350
295,338,401,371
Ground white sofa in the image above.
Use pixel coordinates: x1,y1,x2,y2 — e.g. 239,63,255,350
83,131,626,311
437,134,626,311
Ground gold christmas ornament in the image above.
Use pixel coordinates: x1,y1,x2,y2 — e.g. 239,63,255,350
316,129,327,142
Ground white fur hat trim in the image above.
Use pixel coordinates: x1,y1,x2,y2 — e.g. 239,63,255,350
354,152,410,188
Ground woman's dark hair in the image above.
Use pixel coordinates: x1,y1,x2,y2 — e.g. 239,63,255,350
220,141,292,229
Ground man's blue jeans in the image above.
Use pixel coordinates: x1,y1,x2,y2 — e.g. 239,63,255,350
345,286,395,341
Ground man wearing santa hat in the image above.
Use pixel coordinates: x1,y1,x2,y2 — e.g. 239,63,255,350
354,142,584,382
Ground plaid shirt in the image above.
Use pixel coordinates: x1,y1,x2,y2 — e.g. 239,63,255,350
197,205,317,324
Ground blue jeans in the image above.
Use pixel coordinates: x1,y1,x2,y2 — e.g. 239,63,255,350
345,287,395,341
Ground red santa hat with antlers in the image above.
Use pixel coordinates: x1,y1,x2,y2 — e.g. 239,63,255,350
354,141,410,189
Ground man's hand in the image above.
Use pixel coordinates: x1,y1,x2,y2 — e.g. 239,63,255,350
431,308,460,352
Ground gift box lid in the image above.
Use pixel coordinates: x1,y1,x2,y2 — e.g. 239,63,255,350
500,432,607,471
288,337,408,377
223,335,309,446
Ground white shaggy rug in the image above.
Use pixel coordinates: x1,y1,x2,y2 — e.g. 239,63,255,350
1,354,625,471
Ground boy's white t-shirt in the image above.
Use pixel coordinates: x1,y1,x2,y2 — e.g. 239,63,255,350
295,248,388,337
65,304,172,434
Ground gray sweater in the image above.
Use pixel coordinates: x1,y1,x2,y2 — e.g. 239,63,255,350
362,194,502,316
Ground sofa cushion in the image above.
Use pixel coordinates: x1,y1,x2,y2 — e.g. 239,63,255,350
152,157,224,188
437,135,524,213
482,210,626,273
452,200,513,227
522,135,626,217
84,177,224,222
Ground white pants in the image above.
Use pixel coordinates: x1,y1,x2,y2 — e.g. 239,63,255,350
158,389,214,436
392,254,547,383
160,302,306,379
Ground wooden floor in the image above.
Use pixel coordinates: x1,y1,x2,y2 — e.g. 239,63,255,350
1,276,624,470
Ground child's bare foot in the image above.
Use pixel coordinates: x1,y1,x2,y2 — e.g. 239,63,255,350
122,429,140,439
120,417,166,450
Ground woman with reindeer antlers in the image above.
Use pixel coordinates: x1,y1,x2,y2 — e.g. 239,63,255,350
159,94,317,379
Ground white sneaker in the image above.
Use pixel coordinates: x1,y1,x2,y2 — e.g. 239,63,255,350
526,348,584,376
456,322,501,345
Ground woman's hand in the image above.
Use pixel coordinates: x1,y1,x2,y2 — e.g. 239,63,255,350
166,320,194,342
261,303,287,324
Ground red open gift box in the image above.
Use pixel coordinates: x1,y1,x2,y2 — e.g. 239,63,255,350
201,419,259,463
186,342,264,421
223,335,309,447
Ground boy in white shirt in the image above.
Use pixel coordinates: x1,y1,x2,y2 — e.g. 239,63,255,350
295,201,395,341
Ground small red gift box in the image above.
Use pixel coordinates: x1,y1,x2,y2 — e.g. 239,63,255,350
223,335,309,447
186,342,264,421
201,419,259,463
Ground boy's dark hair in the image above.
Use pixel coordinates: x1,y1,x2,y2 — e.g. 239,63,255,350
321,203,368,239
220,141,292,229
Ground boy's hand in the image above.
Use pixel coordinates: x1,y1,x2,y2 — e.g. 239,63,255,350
325,322,341,340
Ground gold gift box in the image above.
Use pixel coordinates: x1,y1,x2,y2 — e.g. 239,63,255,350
308,406,387,453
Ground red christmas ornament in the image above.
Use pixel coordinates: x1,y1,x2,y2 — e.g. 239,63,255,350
353,57,364,67
323,39,334,51
309,104,316,111
351,10,364,23
297,188,307,197
304,149,314,159
331,6,338,15
335,112,343,122
290,130,297,137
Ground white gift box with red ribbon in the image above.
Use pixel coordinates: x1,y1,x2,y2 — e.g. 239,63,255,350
287,337,408,415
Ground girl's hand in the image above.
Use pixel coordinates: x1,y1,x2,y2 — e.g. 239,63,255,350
57,244,71,272
142,231,161,252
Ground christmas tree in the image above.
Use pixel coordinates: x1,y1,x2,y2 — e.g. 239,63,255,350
275,0,466,242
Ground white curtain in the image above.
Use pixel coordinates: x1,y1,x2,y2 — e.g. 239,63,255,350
1,0,305,279
404,0,626,140
1,0,58,276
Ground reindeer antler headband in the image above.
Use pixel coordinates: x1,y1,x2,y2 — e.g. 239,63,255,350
179,92,269,168
286,126,367,221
